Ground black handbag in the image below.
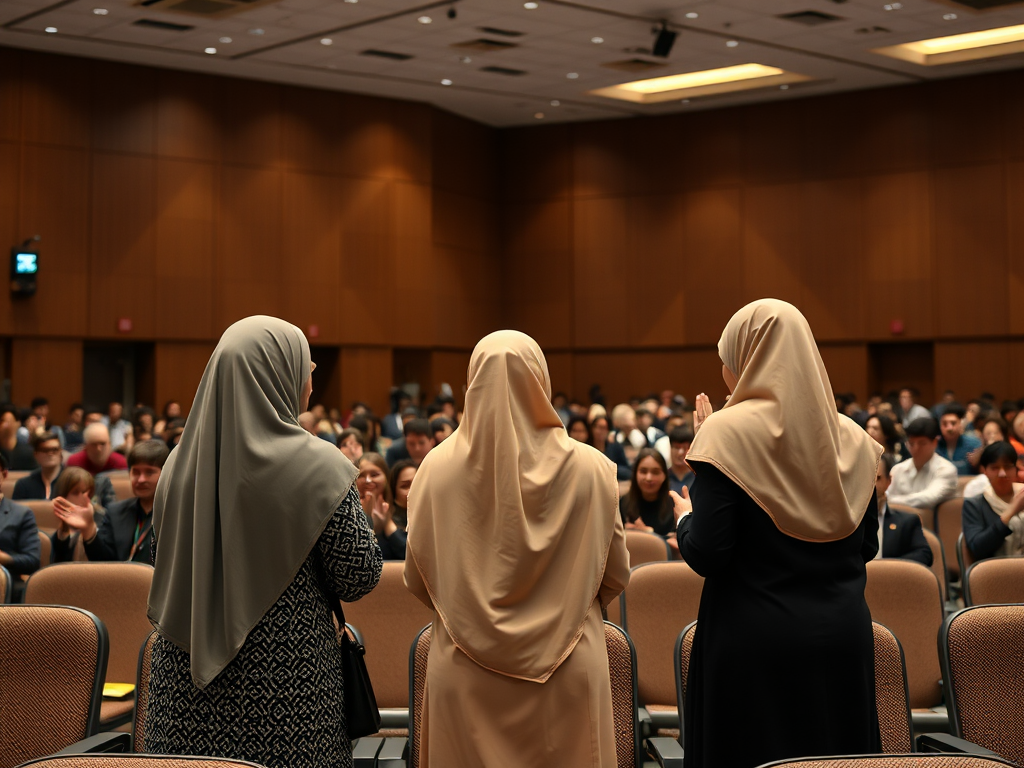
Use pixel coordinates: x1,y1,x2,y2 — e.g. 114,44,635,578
328,594,382,739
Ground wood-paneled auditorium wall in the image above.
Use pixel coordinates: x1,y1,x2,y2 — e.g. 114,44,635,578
0,47,501,418
500,71,1024,407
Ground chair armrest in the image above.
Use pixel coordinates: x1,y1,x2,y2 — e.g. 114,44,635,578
638,706,652,739
646,736,684,768
376,737,407,767
352,736,382,768
54,733,132,755
917,733,999,756
378,708,409,729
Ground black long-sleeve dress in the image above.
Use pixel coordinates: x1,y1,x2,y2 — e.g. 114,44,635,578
145,487,383,768
677,463,881,768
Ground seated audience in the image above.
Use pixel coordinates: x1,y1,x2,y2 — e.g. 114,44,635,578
357,452,405,560
385,418,435,467
12,432,63,500
936,404,982,476
163,418,185,449
963,400,984,435
590,415,630,481
1000,400,1020,432
566,415,591,444
635,406,666,447
153,400,181,437
1012,412,1024,456
874,453,932,565
64,402,85,451
104,401,132,452
30,397,64,449
337,428,364,463
389,459,416,531
551,391,571,425
0,453,42,596
348,413,385,455
381,392,412,440
898,387,931,428
620,447,678,551
66,423,128,475
0,404,37,470
430,416,456,444
964,416,1013,498
49,466,105,563
664,427,695,495
931,390,957,419
865,413,907,463
962,441,1024,561
52,440,168,562
887,418,958,510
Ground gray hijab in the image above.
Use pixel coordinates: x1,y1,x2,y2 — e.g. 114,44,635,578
148,316,359,688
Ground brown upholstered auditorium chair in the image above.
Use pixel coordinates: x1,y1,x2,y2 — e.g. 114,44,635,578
962,557,1024,606
936,498,965,581
102,472,133,503
619,562,703,735
25,500,59,533
605,533,671,626
922,528,950,603
37,531,52,569
408,621,641,768
341,562,433,734
938,605,1024,766
957,534,977,585
25,563,154,730
956,476,973,497
0,564,10,603
16,758,270,768
756,755,1015,768
0,605,108,767
131,632,158,753
0,470,29,498
889,502,934,533
863,559,946,732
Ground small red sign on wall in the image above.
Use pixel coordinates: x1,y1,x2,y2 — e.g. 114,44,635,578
890,319,904,336
117,317,133,333
308,324,319,339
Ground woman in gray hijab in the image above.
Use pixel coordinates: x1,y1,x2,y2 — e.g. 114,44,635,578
145,316,383,768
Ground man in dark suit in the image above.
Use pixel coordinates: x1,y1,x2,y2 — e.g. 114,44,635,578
0,453,42,599
52,440,169,563
875,452,932,566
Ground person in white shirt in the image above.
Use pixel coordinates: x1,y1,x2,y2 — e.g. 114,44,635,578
898,388,932,429
887,417,958,510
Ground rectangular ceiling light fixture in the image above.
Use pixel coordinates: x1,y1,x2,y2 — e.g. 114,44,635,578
588,63,812,104
873,23,1024,65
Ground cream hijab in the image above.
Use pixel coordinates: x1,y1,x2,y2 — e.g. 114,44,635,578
687,299,882,542
405,330,618,683
148,316,359,688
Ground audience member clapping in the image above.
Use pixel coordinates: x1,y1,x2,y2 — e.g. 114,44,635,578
66,423,128,475
0,404,36,470
49,466,104,562
357,452,405,560
620,447,678,553
12,432,63,500
873,453,932,565
337,428,364,463
388,459,416,531
962,442,1024,561
0,452,41,595
887,417,958,509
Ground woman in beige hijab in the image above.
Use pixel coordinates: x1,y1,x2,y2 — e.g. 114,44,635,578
405,330,630,767
145,316,383,768
672,299,883,768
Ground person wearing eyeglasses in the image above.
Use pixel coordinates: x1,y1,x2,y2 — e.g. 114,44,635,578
12,432,64,500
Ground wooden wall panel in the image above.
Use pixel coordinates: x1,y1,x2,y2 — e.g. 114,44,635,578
0,142,17,329
818,344,869,403
338,178,394,345
390,102,432,185
928,75,1007,167
429,351,472,407
628,195,685,347
152,342,216,415
572,348,727,407
857,85,930,176
683,188,744,345
573,120,631,199
90,153,157,337
1007,162,1024,335
19,51,91,148
10,339,83,419
433,246,501,349
573,196,628,348
742,183,803,306
932,164,1008,337
92,62,156,155
501,124,572,202
281,86,343,174
544,352,574,402
0,48,21,142
220,80,282,167
156,70,221,161
154,158,216,339
391,182,434,347
934,341,1012,404
1009,342,1024,401
335,94,393,180
340,347,392,418
432,111,496,199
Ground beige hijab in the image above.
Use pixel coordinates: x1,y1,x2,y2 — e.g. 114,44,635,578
405,330,618,683
148,316,359,688
687,299,882,542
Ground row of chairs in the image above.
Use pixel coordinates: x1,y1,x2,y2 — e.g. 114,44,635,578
1,472,135,505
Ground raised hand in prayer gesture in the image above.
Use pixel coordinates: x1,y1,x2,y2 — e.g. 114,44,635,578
669,486,692,523
53,496,98,541
693,393,714,434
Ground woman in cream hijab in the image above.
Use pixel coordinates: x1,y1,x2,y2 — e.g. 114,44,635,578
145,316,383,768
405,330,630,767
673,299,883,768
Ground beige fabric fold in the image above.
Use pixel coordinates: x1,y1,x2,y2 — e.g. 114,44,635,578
405,330,619,683
983,482,1024,556
687,299,882,542
148,315,359,688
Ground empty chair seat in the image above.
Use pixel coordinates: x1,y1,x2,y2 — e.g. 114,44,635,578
624,530,670,567
963,557,1024,606
132,631,158,752
889,502,934,532
957,533,976,583
0,564,10,603
101,471,133,502
921,528,949,602
0,604,107,767
38,532,52,569
936,498,964,580
1,470,30,499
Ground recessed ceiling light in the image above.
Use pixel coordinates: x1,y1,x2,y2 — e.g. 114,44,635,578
441,78,453,85
321,38,333,45
589,62,812,104
44,26,57,33
344,0,358,3
550,99,560,106
418,15,432,24
524,2,539,8
943,13,957,20
534,112,545,118
874,22,1024,65
779,84,789,90
204,47,217,54
566,72,579,79
459,56,472,63
681,99,690,104
726,40,739,48
219,36,232,43
92,8,108,15
685,12,698,19
883,2,902,9
591,37,604,44
249,28,264,35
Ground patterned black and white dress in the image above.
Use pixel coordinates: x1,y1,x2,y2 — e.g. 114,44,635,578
145,487,383,768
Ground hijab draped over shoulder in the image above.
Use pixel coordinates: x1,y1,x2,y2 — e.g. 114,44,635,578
687,299,882,542
405,331,619,683
148,316,359,688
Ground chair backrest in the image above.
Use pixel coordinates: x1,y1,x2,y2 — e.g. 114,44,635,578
864,559,944,709
341,562,434,709
935,497,964,579
957,533,976,581
941,605,1024,766
1,470,30,499
889,502,934,532
38,531,52,568
17,757,272,768
25,563,155,686
0,605,108,767
674,621,697,725
963,557,1024,606
871,622,913,754
921,528,949,602
621,562,703,708
0,564,10,604
102,471,134,502
758,755,1016,768
25,500,58,532
624,531,670,567
408,622,640,768
133,631,159,753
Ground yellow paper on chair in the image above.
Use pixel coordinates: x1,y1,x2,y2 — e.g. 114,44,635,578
103,683,136,700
